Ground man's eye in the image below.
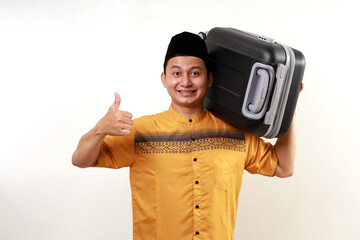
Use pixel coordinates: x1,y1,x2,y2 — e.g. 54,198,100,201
173,72,180,76
191,72,200,76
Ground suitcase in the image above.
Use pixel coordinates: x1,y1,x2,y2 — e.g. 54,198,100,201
202,27,305,138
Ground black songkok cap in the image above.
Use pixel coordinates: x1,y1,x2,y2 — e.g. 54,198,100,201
163,31,209,71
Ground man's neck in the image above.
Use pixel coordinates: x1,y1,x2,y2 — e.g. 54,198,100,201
171,104,204,118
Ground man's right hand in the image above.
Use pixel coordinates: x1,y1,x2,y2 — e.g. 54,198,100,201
95,93,133,137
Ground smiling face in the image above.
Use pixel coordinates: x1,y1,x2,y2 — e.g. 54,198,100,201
161,56,213,117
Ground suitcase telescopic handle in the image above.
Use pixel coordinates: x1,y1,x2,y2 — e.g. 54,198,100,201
263,44,296,138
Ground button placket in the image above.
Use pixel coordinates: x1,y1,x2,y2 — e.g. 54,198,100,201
190,118,201,238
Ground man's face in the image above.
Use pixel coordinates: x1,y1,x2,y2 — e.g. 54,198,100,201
161,56,213,115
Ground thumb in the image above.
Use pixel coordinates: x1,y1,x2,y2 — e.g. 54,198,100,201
113,92,121,110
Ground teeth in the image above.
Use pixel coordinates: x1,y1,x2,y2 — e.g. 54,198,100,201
178,90,196,93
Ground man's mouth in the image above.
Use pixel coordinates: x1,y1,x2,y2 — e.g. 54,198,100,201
177,90,196,93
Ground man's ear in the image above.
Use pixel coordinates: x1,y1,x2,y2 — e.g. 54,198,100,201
161,72,167,88
208,72,213,88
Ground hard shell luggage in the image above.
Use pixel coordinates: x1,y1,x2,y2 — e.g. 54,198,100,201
202,27,306,138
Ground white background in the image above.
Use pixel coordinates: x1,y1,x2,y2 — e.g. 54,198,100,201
1,0,359,239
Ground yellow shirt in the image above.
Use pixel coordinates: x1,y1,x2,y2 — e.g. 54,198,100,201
96,106,278,240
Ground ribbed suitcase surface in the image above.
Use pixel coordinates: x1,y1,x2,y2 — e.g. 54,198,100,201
203,27,305,138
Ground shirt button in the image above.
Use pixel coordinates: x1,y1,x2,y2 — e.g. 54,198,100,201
195,180,199,184
191,137,195,141
193,158,197,162
189,119,192,122
195,205,199,209
196,231,200,235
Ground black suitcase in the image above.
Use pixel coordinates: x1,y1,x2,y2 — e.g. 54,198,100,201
202,27,305,138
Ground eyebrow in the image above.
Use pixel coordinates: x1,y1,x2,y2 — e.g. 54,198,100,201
170,65,202,70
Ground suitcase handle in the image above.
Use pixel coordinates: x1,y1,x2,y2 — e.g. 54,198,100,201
248,69,270,113
241,63,275,120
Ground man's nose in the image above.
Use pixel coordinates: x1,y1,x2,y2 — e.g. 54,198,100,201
181,75,192,87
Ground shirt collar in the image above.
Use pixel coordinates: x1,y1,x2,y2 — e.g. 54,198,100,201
167,104,208,122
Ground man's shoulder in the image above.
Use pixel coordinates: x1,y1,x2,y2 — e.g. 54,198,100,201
133,109,169,128
204,110,252,138
203,110,234,127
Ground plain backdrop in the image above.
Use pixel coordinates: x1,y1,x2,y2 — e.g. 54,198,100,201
1,0,359,239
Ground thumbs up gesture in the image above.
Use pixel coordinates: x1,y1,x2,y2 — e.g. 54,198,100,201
95,93,133,136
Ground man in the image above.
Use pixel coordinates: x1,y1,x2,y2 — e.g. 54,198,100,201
72,32,298,239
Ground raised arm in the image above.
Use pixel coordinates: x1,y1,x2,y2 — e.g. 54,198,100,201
72,93,133,168
273,83,303,178
273,115,296,177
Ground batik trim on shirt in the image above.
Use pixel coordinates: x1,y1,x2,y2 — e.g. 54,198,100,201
135,130,246,154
